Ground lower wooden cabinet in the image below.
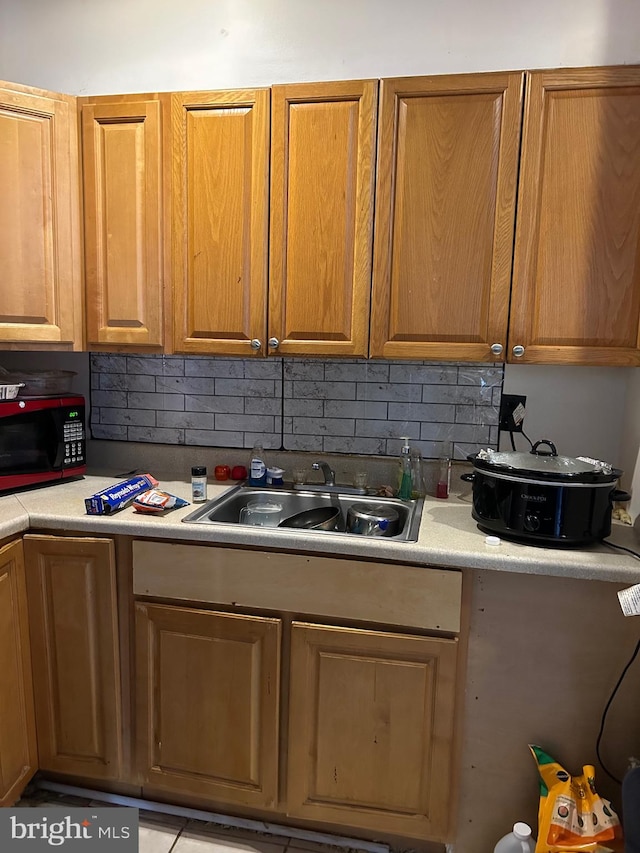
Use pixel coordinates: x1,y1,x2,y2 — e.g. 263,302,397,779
131,542,463,842
133,602,459,841
0,539,37,805
16,531,461,844
135,602,281,808
23,535,123,781
287,622,458,842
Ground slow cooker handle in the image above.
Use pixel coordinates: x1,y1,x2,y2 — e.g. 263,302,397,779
531,439,558,457
611,489,632,503
460,473,475,482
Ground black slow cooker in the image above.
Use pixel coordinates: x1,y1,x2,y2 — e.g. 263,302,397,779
465,440,631,546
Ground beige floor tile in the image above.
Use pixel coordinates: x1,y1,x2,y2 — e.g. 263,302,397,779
175,823,288,853
139,822,182,853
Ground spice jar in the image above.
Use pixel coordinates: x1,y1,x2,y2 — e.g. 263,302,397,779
191,466,208,502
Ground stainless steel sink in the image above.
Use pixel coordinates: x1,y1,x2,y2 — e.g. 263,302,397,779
182,484,423,542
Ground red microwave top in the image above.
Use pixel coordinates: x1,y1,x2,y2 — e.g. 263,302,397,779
0,394,85,417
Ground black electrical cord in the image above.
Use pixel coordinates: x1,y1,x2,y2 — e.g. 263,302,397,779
602,540,640,561
521,428,534,449
595,635,640,785
506,429,535,451
595,540,640,784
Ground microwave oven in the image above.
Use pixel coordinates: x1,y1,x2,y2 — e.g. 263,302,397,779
0,395,86,493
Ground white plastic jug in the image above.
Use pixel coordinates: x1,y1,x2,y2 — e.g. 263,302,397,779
494,822,536,853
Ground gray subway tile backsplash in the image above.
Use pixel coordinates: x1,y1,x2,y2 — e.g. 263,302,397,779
90,354,503,459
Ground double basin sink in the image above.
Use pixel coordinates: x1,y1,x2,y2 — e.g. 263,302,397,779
182,483,424,542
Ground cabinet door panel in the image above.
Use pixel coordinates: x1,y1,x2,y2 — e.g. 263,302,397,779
370,72,523,361
270,81,377,357
172,89,269,355
0,540,37,806
287,622,458,841
510,67,640,365
0,83,81,348
82,99,164,349
24,535,122,780
136,602,280,808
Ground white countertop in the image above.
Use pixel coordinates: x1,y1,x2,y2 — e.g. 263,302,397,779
1,474,639,582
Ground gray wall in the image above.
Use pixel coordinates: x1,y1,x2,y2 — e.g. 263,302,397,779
1,0,637,477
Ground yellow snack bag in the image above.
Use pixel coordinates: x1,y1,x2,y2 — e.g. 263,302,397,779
529,745,622,853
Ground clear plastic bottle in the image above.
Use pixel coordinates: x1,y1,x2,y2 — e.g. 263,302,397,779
410,448,425,498
437,452,451,499
397,437,413,500
493,822,536,853
249,442,267,487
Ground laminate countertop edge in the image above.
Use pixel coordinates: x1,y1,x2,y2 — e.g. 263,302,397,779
1,474,638,583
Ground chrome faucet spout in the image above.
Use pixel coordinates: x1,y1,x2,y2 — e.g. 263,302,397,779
312,461,336,486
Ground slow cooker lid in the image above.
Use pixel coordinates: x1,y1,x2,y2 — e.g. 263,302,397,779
471,440,620,481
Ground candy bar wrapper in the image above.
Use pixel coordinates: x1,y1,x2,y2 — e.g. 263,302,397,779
85,474,159,515
133,489,190,514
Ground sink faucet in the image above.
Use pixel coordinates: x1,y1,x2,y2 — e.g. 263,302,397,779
312,461,335,486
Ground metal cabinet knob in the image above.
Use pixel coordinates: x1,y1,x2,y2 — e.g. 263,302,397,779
512,345,525,358
268,337,280,350
490,343,503,356
250,339,262,350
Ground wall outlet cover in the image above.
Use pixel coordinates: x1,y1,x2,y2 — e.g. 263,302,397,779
499,394,527,432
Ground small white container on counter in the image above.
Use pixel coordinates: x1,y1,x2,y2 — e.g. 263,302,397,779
266,466,285,486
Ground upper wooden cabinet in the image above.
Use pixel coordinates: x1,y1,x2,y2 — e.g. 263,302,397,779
0,539,37,806
0,81,82,349
270,80,378,357
8,67,640,364
370,72,524,361
171,89,270,355
509,66,640,365
80,94,167,350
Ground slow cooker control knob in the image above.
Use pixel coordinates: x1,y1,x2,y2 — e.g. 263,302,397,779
524,511,541,532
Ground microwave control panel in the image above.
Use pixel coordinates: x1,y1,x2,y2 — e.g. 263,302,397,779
62,406,85,467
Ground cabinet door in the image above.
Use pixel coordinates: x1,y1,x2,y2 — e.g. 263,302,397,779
0,540,37,806
370,72,524,361
24,535,123,780
0,82,82,349
81,97,165,349
270,80,377,357
287,622,458,842
136,602,281,808
171,89,270,355
510,66,640,365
